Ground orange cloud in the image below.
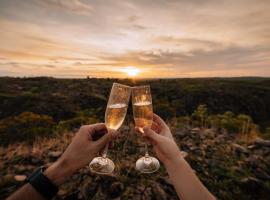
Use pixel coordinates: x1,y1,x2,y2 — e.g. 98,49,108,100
0,0,270,78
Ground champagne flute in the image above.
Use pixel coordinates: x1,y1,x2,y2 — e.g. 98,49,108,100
132,85,160,173
89,83,131,174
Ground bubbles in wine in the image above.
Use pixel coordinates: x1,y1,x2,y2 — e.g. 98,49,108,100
133,101,153,132
105,103,128,130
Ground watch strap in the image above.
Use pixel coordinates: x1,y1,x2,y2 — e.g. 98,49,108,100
27,167,59,199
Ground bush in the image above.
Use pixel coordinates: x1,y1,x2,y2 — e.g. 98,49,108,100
55,116,98,133
261,127,270,140
0,112,55,146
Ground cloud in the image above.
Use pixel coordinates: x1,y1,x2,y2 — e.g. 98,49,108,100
0,0,270,78
150,36,223,52
0,19,101,63
37,0,92,15
98,44,270,77
114,15,149,31
0,61,125,78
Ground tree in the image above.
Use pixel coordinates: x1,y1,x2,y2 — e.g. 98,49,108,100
237,114,252,135
176,116,192,130
220,111,238,133
192,104,208,128
207,114,222,130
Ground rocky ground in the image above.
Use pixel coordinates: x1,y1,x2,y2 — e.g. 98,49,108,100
0,125,270,200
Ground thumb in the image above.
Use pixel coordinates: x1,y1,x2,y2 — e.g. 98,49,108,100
94,131,114,149
143,126,163,144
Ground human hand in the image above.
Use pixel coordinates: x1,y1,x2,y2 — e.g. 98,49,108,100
45,123,117,185
142,116,216,200
140,114,181,166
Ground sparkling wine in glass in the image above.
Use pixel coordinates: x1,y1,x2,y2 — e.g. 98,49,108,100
89,83,131,174
132,85,160,173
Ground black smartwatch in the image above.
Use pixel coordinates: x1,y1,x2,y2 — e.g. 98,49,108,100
26,167,59,199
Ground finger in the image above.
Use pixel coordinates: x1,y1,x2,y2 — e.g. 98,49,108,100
153,114,172,137
153,114,167,128
135,127,145,135
91,129,107,141
88,123,107,140
135,127,140,134
94,130,118,149
143,126,163,144
90,123,107,133
151,122,160,133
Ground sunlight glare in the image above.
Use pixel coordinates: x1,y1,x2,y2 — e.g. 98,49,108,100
123,66,140,77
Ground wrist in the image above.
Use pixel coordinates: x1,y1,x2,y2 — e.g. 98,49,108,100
44,158,75,186
164,155,186,171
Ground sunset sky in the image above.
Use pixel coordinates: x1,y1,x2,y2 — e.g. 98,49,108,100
0,0,270,78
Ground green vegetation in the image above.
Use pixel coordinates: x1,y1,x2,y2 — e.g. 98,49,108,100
0,112,54,145
1,77,269,127
1,77,269,144
0,77,270,199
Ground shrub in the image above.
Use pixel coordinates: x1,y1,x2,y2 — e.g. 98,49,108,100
55,116,98,133
261,127,270,140
192,104,208,128
0,112,55,146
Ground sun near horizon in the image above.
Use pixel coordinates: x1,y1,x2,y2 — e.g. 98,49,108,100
120,66,141,78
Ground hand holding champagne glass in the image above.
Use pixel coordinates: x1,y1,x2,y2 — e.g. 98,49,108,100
132,85,160,173
89,83,131,174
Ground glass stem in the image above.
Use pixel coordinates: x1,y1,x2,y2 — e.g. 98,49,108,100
144,142,149,157
102,143,109,158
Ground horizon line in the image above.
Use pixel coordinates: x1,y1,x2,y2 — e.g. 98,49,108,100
1,75,270,80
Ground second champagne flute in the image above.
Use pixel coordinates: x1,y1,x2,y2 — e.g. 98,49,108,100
132,85,160,173
89,83,131,174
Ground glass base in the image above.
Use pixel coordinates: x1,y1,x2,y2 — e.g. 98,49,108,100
135,156,160,173
89,157,115,174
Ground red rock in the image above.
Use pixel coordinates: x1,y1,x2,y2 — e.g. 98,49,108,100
14,175,27,182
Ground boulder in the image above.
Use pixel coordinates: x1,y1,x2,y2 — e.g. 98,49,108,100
175,129,187,137
254,138,270,147
232,143,248,154
190,128,200,134
58,189,68,196
245,156,261,168
151,183,167,200
254,168,270,180
31,157,42,165
14,175,27,182
240,177,263,191
14,165,28,173
48,151,62,158
14,164,35,173
203,129,216,138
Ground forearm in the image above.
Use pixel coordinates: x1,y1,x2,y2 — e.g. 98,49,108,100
7,183,47,200
44,158,75,186
165,157,216,200
7,159,74,200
